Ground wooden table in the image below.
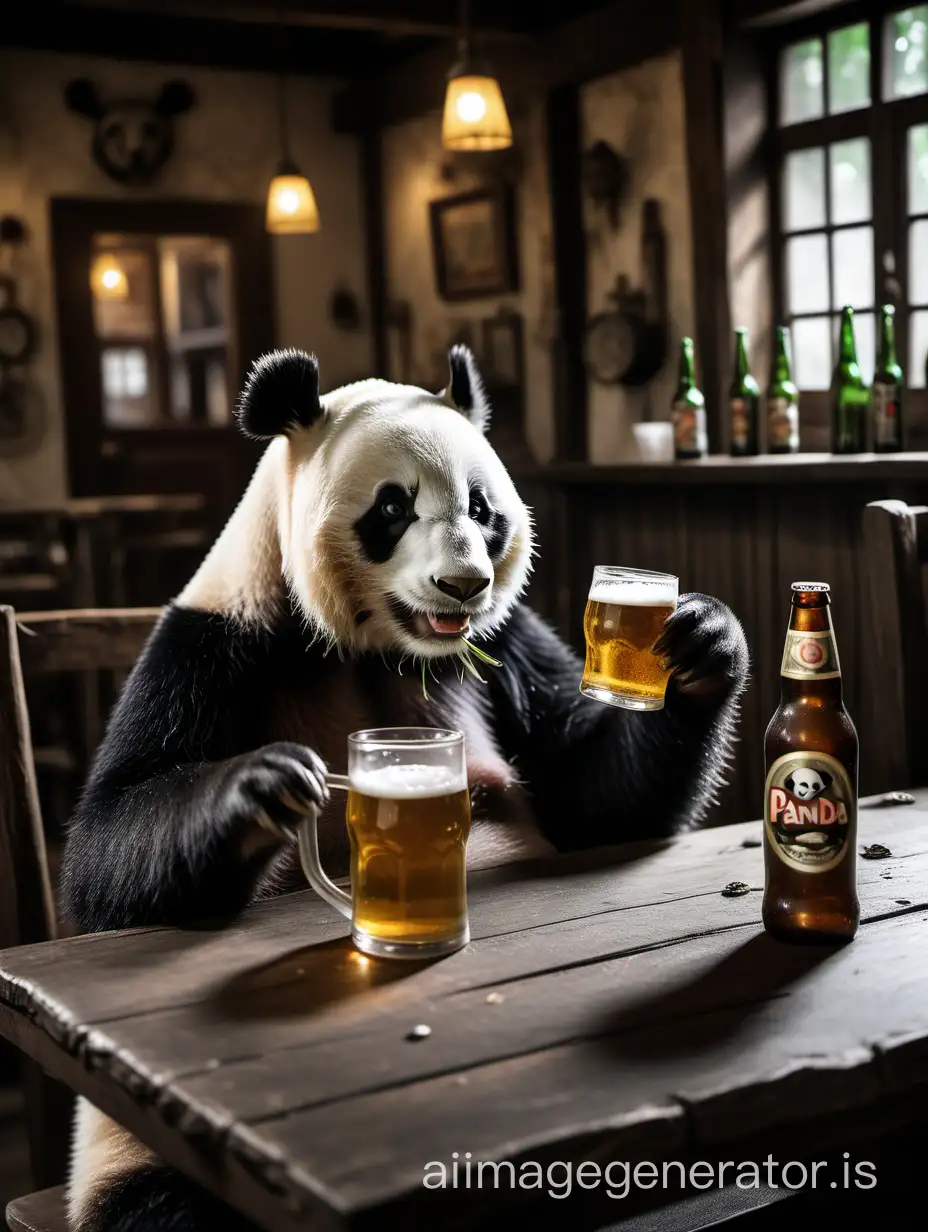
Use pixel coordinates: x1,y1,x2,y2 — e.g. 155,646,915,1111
2,795,928,1230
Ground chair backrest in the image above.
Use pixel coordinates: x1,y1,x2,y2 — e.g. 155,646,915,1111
0,606,160,950
862,500,928,789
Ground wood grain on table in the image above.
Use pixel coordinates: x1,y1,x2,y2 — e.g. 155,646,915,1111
0,797,926,1230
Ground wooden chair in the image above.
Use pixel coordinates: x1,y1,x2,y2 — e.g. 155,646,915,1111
0,606,160,1227
862,500,928,790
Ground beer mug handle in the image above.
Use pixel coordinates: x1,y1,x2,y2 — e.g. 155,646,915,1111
297,773,353,920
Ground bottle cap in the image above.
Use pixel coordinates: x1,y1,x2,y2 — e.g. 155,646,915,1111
791,581,830,592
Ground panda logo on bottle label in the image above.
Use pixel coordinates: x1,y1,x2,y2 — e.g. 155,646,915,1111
764,751,855,873
780,628,841,680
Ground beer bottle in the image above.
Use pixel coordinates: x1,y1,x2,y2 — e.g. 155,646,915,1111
672,336,707,460
766,327,800,454
831,306,868,454
763,583,859,944
729,328,760,457
871,304,904,453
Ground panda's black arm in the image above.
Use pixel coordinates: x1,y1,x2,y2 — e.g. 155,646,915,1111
487,599,749,849
59,606,314,933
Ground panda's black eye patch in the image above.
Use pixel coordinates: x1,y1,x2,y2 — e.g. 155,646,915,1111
355,483,417,564
468,489,491,524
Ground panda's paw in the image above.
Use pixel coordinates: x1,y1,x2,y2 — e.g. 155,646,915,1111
219,742,330,843
656,593,749,706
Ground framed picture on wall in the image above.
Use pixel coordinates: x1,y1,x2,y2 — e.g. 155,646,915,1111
429,186,520,301
482,310,523,388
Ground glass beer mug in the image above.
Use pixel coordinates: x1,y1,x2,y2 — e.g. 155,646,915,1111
580,566,679,711
298,728,472,959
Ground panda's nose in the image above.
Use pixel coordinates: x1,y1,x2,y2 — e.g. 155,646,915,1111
433,575,491,603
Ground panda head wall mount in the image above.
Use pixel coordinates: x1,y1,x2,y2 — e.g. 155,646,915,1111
64,78,196,186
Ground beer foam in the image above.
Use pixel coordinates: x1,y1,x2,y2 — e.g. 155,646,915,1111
349,763,467,799
588,577,677,606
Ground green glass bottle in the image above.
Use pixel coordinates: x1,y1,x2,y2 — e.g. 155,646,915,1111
729,328,760,456
672,336,707,460
871,304,904,453
831,306,869,454
766,326,800,454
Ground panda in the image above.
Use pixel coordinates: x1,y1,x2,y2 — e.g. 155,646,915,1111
785,768,832,800
60,345,749,1231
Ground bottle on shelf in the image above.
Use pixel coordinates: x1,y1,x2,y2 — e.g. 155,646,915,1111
871,304,904,453
766,326,800,454
831,306,869,455
729,328,760,457
672,336,707,461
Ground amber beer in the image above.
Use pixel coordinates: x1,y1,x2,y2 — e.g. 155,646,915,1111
297,728,471,959
580,567,679,711
347,764,470,947
763,583,859,942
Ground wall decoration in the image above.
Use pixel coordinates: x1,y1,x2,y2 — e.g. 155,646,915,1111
0,273,45,458
583,198,668,390
430,186,519,301
64,78,196,186
482,309,523,388
582,140,630,231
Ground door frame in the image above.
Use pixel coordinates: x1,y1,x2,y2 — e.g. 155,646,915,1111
50,197,275,499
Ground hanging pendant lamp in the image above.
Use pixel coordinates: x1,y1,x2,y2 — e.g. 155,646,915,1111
266,54,319,234
441,0,512,152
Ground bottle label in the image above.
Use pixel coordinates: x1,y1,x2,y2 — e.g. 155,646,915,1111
872,381,900,446
768,396,798,448
730,397,749,448
765,751,854,874
780,628,841,680
673,402,706,454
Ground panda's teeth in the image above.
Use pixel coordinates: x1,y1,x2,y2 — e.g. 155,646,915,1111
425,613,470,637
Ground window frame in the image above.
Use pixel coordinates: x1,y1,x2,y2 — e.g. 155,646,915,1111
767,0,928,434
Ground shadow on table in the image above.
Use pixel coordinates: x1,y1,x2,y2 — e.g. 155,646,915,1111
209,935,438,1020
591,931,840,1061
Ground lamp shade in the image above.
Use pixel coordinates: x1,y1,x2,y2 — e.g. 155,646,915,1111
90,253,129,300
442,73,512,151
266,161,320,235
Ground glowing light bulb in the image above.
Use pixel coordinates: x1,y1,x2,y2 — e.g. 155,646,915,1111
456,90,487,123
277,188,301,215
90,253,129,300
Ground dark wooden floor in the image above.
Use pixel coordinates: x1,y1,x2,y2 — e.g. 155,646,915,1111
0,1084,32,1213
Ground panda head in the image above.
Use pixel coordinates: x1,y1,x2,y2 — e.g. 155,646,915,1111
235,347,533,658
785,768,832,800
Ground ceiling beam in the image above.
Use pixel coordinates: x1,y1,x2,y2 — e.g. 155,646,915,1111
727,0,856,27
65,0,528,40
331,0,681,133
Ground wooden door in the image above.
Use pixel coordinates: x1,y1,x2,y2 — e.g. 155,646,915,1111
51,199,273,525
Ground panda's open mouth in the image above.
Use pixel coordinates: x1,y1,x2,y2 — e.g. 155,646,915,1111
389,598,471,640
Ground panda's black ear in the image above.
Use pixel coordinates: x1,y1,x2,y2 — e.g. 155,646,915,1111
441,345,490,434
155,80,196,117
65,79,105,120
784,774,795,792
819,770,832,789
236,349,322,440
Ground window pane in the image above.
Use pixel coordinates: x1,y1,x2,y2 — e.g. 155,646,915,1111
787,234,830,314
832,226,874,308
889,6,928,99
849,311,876,384
92,245,156,339
784,148,826,229
910,309,928,387
792,316,832,389
830,138,871,224
781,38,824,124
101,347,156,427
828,23,871,113
909,123,928,213
910,219,928,301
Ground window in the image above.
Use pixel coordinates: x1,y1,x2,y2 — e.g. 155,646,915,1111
773,5,928,408
91,234,235,428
